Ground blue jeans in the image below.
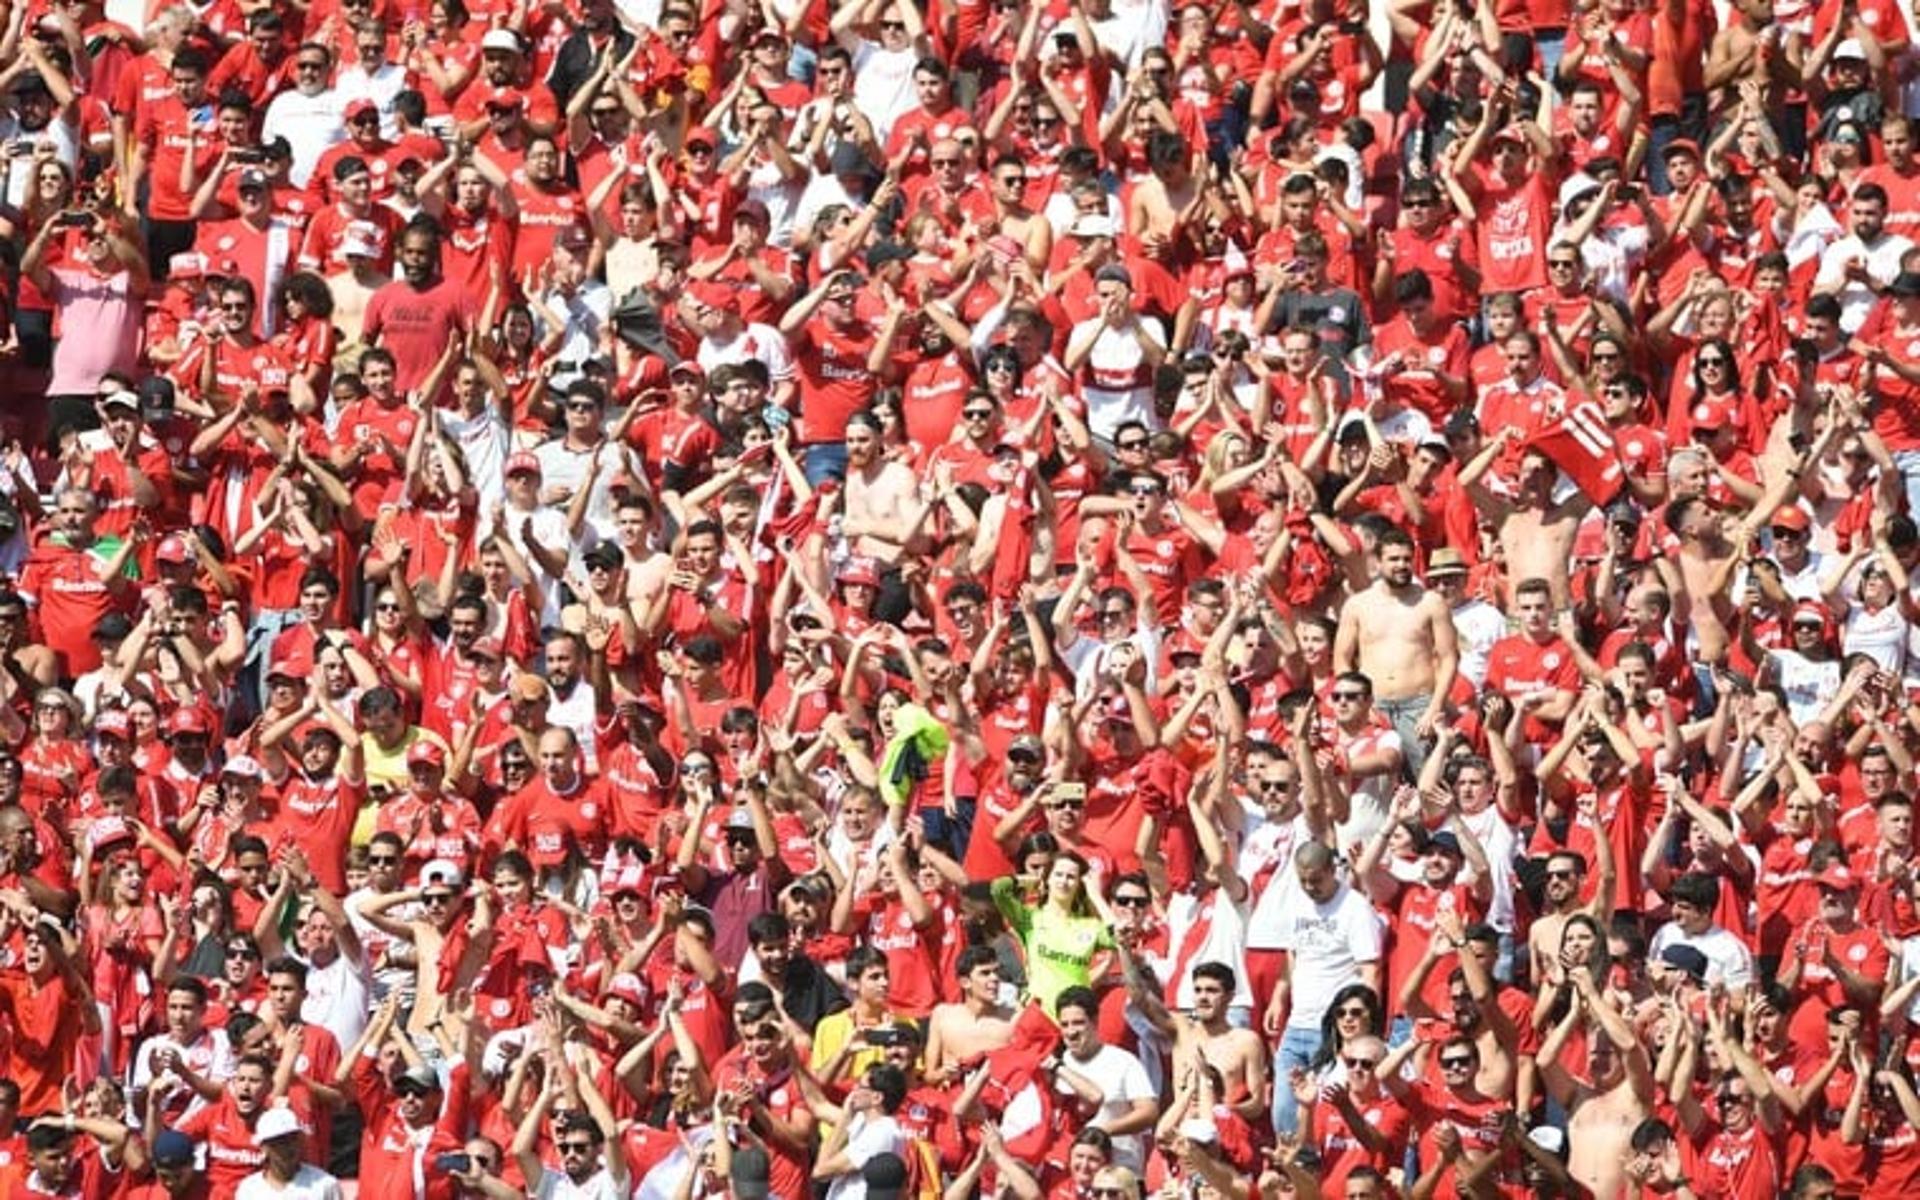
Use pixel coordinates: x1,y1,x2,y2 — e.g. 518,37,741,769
803,442,849,486
1894,450,1920,521
1272,1025,1323,1135
1535,30,1567,80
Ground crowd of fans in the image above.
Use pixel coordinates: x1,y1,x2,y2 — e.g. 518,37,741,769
6,0,1920,1194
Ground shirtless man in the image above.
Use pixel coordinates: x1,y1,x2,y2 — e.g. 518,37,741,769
1125,130,1201,265
840,411,924,566
1133,958,1269,1126
924,946,1015,1081
977,152,1052,270
1526,841,1615,987
1662,455,1812,664
1182,962,1268,1125
325,224,389,366
353,860,495,1039
1537,962,1653,1200
1334,527,1459,773
1461,437,1591,609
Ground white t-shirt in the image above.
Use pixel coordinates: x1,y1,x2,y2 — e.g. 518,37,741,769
1814,231,1915,332
1270,883,1382,1032
824,1113,910,1200
299,949,372,1056
534,1165,627,1200
1648,921,1754,990
236,1164,343,1200
1056,1044,1155,1170
849,41,918,141
1768,649,1841,726
1451,598,1507,688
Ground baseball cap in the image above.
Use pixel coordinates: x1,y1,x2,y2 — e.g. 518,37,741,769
168,252,210,280
1657,944,1709,982
837,557,880,587
396,1064,442,1094
1662,138,1702,161
1835,37,1867,60
1068,213,1117,239
221,755,265,780
1770,505,1811,533
420,859,464,894
151,1130,196,1168
1093,263,1133,289
480,28,523,52
1689,399,1733,431
237,168,270,192
167,708,212,737
407,741,447,770
606,972,647,1007
252,1107,304,1145
155,534,192,563
100,390,140,412
505,451,541,477
339,221,381,260
93,709,132,739
1817,865,1858,892
734,199,771,226
343,97,379,123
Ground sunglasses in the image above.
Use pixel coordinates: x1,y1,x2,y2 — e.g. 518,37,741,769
963,408,993,420
1048,799,1085,811
1117,438,1148,451
367,855,399,866
1335,1005,1370,1018
1545,867,1577,880
1113,894,1150,908
1698,357,1728,367
1341,1056,1379,1069
1439,1056,1476,1070
556,1142,596,1154
1771,527,1805,539
1098,610,1130,623
1331,690,1368,702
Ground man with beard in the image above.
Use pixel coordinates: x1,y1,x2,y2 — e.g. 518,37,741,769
235,1107,338,1200
968,734,1046,879
746,912,848,1032
362,220,473,400
513,1046,627,1200
839,411,922,572
781,271,883,484
348,996,468,1200
710,1011,814,1200
1334,528,1458,773
677,780,791,963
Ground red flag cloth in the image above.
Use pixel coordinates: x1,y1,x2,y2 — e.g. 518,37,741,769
1527,401,1627,507
974,1002,1062,1160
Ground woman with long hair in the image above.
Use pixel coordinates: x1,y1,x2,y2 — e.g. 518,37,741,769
1307,982,1386,1076
990,848,1115,1012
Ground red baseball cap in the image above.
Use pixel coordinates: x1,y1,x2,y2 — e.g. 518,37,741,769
166,708,212,737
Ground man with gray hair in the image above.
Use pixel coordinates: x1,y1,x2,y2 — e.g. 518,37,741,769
1261,840,1381,1135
